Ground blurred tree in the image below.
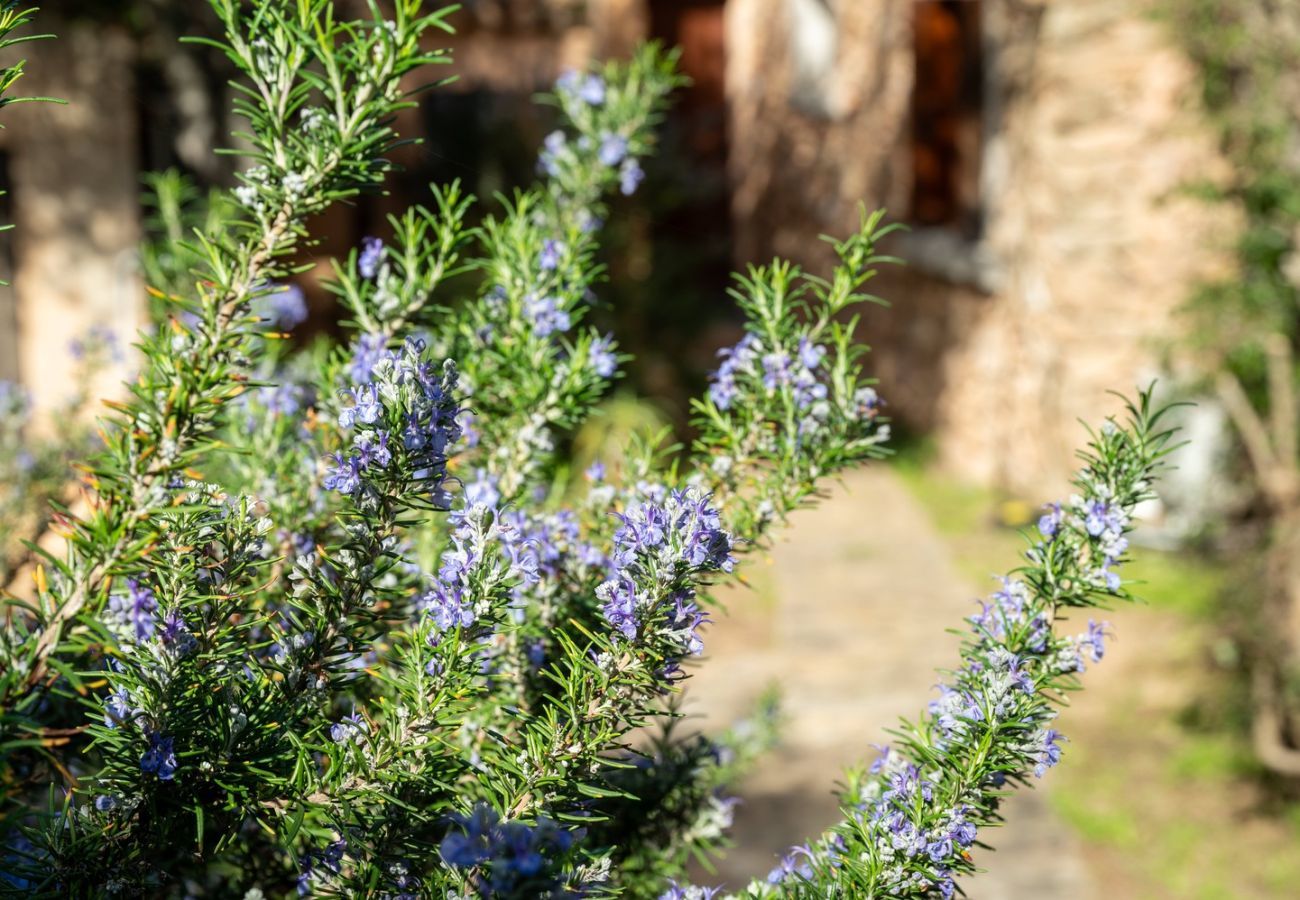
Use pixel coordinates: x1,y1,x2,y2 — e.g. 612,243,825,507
1172,0,1300,776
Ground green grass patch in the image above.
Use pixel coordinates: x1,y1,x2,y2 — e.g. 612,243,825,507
1048,782,1142,847
1124,551,1226,619
1167,732,1257,781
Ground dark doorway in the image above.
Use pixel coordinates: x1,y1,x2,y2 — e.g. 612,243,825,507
911,0,983,235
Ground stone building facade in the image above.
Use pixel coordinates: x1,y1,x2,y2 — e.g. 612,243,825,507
1,0,1233,494
725,0,1233,494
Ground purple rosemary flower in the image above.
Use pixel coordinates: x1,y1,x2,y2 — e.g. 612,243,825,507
589,334,617,378
103,687,136,729
1084,500,1109,537
526,294,571,338
659,883,721,900
557,69,606,106
1033,727,1064,777
297,837,348,896
598,579,639,640
868,744,891,775
108,578,158,642
354,430,392,468
338,384,381,428
539,239,563,272
440,803,574,896
540,129,567,177
422,584,475,632
323,452,364,495
253,284,308,331
329,712,368,744
159,610,197,656
767,845,814,884
598,131,628,167
349,333,389,383
707,333,759,410
665,595,707,656
854,385,882,417
1078,619,1109,666
139,731,178,781
1038,502,1063,539
358,236,384,279
928,684,984,743
797,337,825,370
1098,558,1123,591
599,489,732,659
579,74,606,105
761,350,791,391
619,157,644,196
462,470,501,509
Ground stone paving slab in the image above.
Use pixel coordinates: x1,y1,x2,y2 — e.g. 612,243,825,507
683,467,1096,897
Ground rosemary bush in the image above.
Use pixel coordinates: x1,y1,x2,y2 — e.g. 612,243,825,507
0,3,1179,897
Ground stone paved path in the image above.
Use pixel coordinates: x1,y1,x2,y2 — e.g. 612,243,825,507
683,468,1096,897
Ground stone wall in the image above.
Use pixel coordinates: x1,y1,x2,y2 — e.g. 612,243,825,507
0,0,1235,496
5,16,143,429
726,0,1234,495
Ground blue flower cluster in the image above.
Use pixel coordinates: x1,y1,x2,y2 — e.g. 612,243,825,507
707,334,757,411
349,332,388,383
792,472,1135,897
927,644,1038,749
538,69,646,197
597,488,732,664
499,507,603,592
762,338,828,410
104,687,139,729
848,760,978,899
556,69,606,107
324,337,462,502
1036,487,1132,591
589,335,617,379
968,577,1048,649
539,239,563,272
708,333,831,415
139,731,177,781
766,844,815,885
524,293,571,338
158,610,197,657
419,514,487,635
417,495,537,641
359,236,385,279
107,578,158,643
439,803,575,897
659,882,721,900
296,836,348,896
1074,619,1109,669
1032,727,1064,778
244,381,314,433
251,283,308,331
329,711,368,745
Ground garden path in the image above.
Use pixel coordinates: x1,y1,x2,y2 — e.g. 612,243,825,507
684,467,1096,898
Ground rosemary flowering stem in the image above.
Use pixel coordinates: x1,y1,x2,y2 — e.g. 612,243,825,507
13,0,455,696
730,389,1178,900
